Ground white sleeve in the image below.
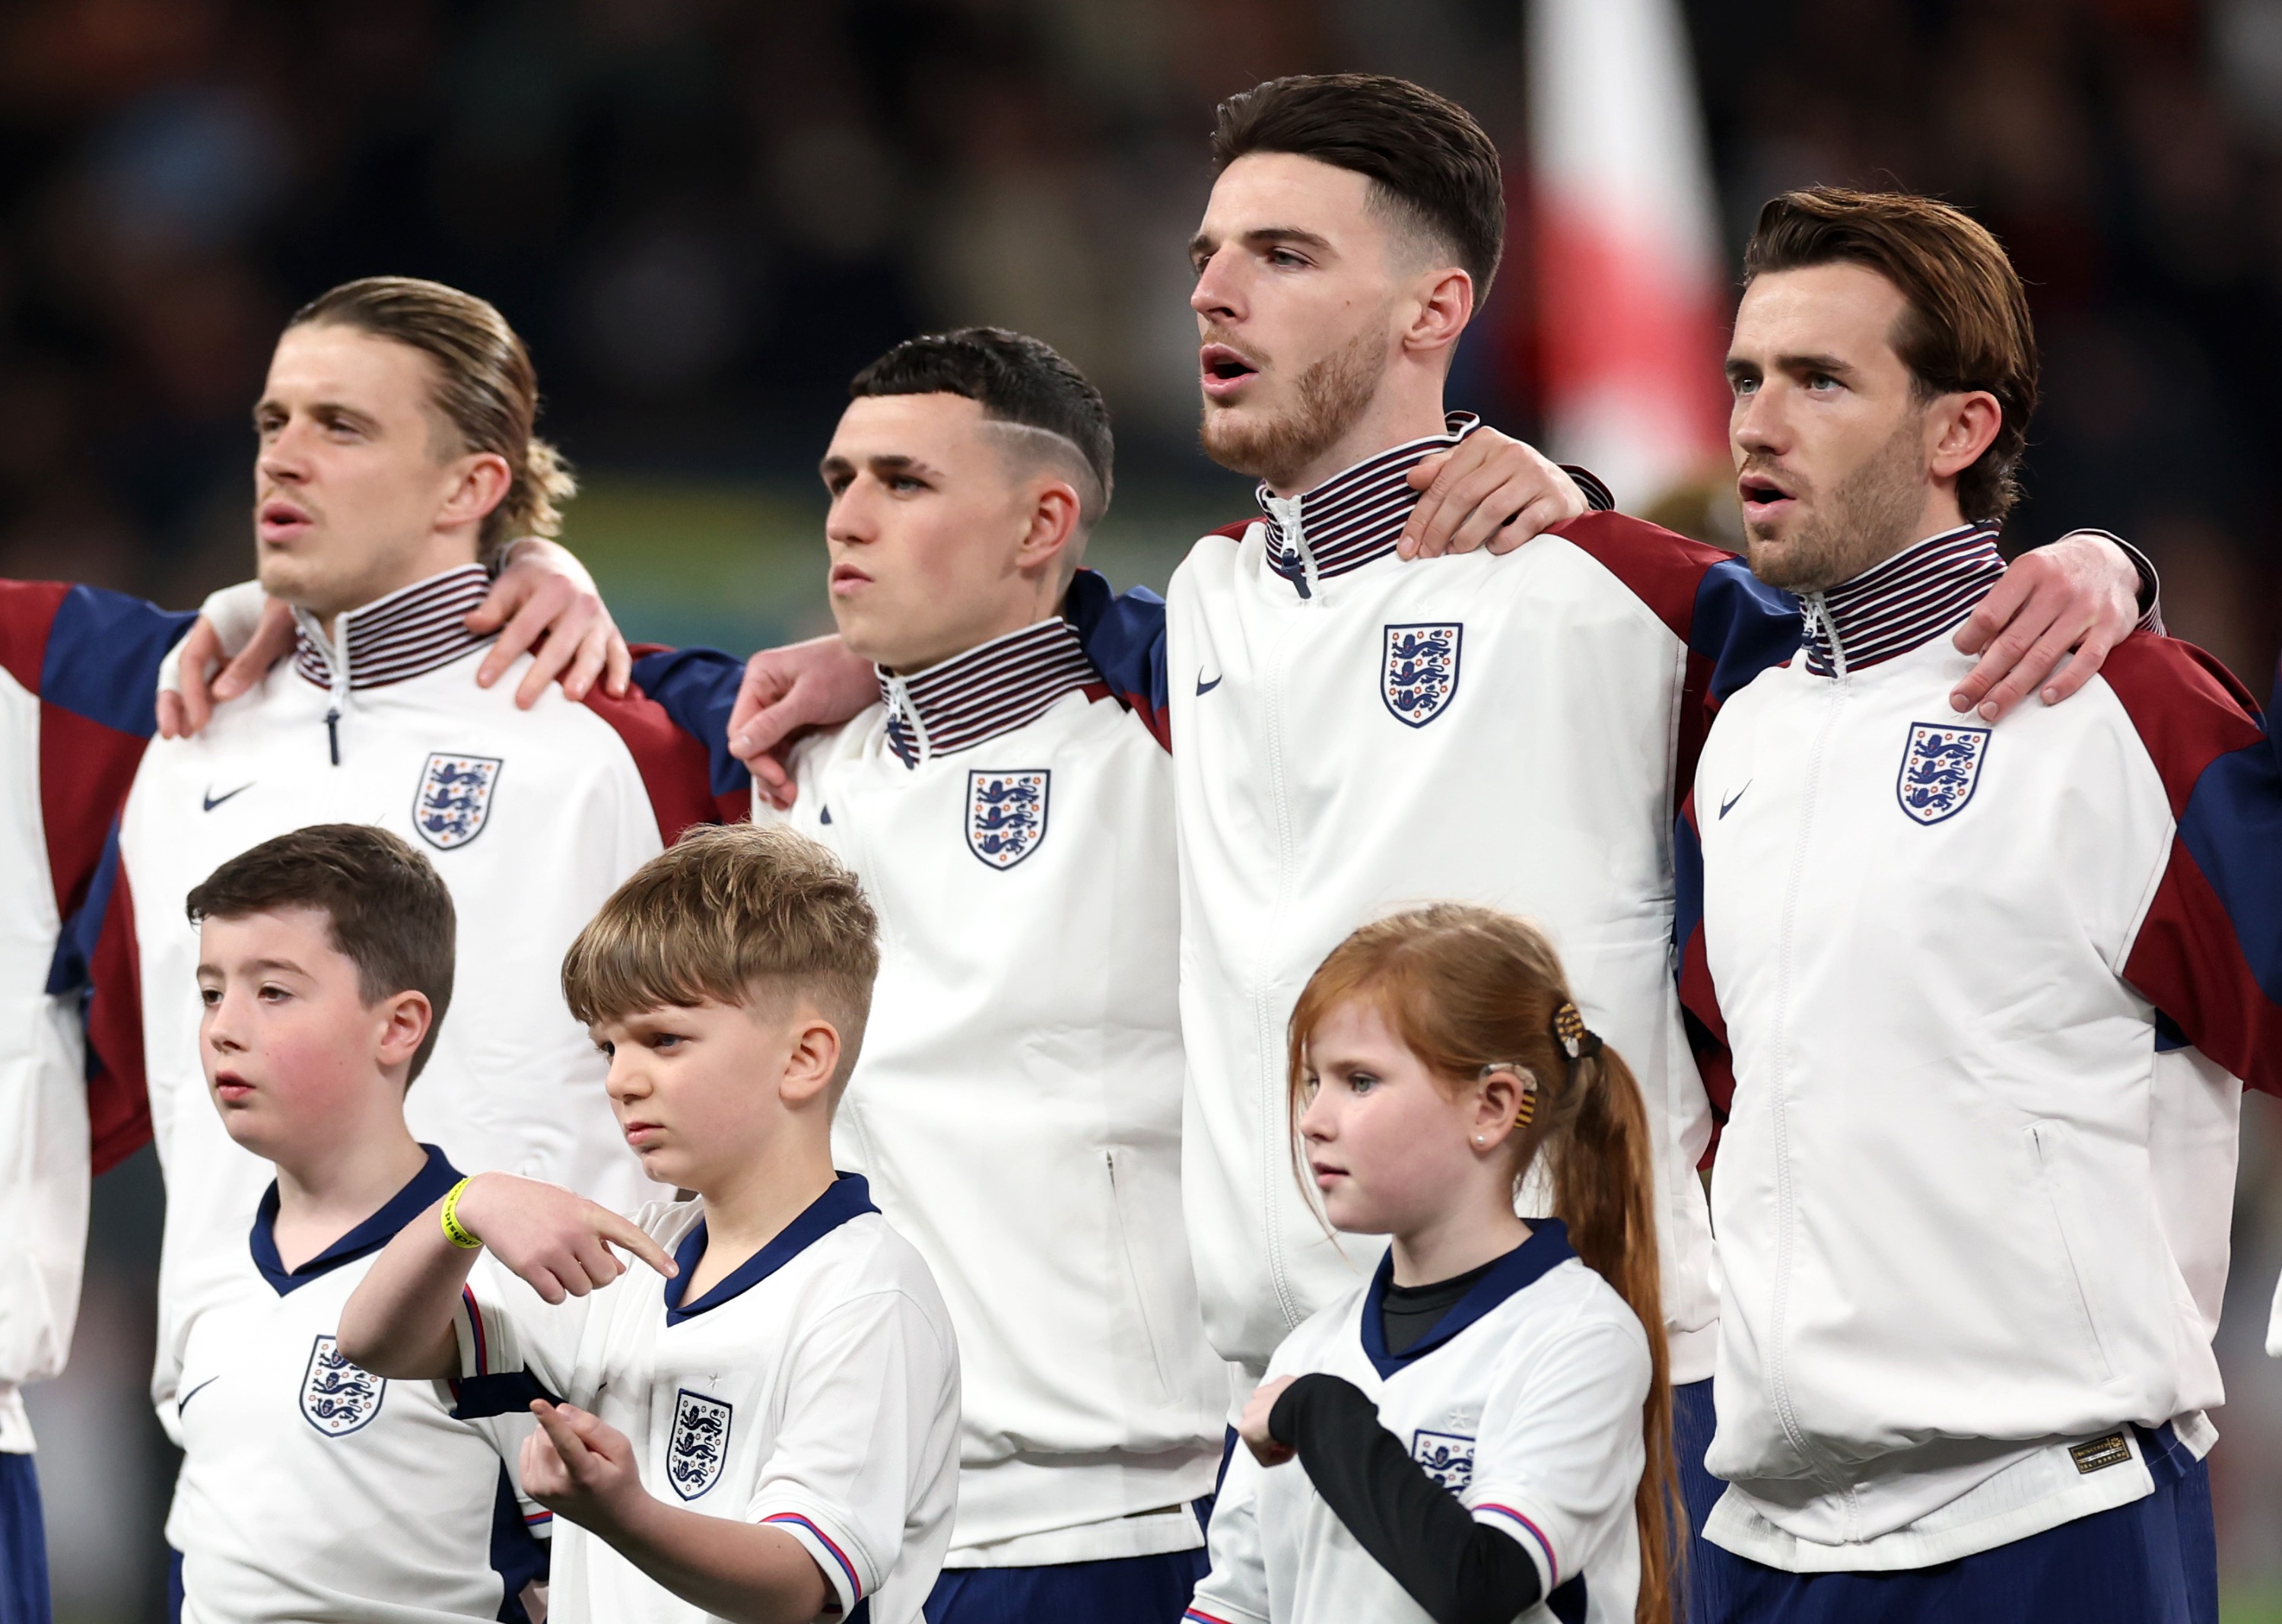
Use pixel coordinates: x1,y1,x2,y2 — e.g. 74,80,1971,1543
748,1288,959,1621
1185,1444,1271,1624
0,993,88,1401
450,1252,596,1413
1464,1314,1652,1599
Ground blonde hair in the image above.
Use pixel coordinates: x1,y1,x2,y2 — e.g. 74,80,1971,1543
1287,904,1680,1624
561,825,880,1089
291,276,577,563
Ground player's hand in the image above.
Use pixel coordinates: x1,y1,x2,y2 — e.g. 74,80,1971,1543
468,538,631,707
1398,429,1588,561
1950,530,2142,721
524,1400,647,1533
1238,1375,1298,1467
726,635,877,810
451,1173,677,1304
158,599,297,739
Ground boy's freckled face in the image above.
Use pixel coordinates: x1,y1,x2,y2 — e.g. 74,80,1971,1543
196,907,387,1158
590,999,809,1190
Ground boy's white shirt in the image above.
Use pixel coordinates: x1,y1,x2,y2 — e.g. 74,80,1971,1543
0,661,84,1454
453,1182,959,1624
758,624,1227,1564
118,566,685,1432
168,1147,546,1623
1190,1228,1649,1624
1165,481,1719,1384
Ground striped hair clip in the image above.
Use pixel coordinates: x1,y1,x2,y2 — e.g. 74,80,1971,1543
1553,1002,1603,1063
1479,1063,1539,1126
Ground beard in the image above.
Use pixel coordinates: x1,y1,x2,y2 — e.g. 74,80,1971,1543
1199,320,1385,489
1744,413,1929,594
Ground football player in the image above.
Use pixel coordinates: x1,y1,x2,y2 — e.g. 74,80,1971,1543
1679,186,2278,1622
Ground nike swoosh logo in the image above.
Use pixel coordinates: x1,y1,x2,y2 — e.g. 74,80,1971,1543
177,1375,220,1414
202,783,253,812
1196,672,1222,696
1718,783,1750,820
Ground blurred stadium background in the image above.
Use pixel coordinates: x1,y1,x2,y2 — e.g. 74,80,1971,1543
4,0,2278,1618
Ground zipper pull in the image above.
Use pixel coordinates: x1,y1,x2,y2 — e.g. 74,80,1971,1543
326,707,341,766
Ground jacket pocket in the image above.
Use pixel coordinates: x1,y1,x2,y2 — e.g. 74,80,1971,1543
1105,1149,1175,1404
2026,1120,2117,1382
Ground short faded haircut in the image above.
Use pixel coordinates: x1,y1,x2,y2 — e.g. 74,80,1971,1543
561,824,880,1088
186,824,456,1083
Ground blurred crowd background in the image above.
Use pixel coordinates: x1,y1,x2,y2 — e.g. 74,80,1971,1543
5,0,2279,1619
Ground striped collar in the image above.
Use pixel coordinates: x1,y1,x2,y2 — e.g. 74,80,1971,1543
1800,524,2006,679
293,564,494,693
1256,412,1483,596
879,617,1099,768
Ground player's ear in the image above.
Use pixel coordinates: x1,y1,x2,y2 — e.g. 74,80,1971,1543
1014,478,1083,577
437,450,513,532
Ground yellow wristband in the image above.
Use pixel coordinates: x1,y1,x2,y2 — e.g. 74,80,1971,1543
440,1177,483,1250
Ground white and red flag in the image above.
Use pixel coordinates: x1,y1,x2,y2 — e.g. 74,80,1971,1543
1528,0,1730,509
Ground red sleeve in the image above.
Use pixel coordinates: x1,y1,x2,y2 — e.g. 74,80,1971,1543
582,653,748,841
1550,512,1804,819
2102,634,2282,1095
83,834,150,1174
1673,789,1732,1164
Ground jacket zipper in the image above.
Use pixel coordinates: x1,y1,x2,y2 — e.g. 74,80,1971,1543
1254,510,1321,1332
1105,1151,1174,1401
1763,590,1855,1517
295,604,357,765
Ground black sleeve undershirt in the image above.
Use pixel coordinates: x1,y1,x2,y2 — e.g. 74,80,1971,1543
1269,1373,1543,1624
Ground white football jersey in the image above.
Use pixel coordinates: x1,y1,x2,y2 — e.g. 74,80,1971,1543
452,1177,960,1624
167,1148,547,1622
1189,1222,1651,1624
106,565,727,1427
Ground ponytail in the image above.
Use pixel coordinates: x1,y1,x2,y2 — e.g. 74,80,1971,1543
1286,905,1682,1624
1543,1039,1680,1624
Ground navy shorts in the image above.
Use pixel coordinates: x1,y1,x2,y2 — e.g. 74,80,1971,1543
0,1453,49,1624
924,1542,1213,1624
1696,1423,2217,1624
1673,1376,1724,1623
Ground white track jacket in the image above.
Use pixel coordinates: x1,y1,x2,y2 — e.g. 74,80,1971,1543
94,566,729,1426
737,619,1225,1566
1073,417,1803,1385
0,583,189,1451
1680,525,2282,1568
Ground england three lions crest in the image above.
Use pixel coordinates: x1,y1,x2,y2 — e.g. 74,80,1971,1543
1412,1429,1475,1491
1382,623,1463,726
300,1334,385,1437
669,1389,733,1501
966,770,1049,869
1897,723,1991,825
412,753,502,850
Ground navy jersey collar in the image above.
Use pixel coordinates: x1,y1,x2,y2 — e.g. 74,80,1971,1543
666,1173,879,1326
1359,1220,1576,1379
250,1145,462,1296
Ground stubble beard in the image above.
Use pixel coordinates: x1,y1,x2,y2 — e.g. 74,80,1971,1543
1745,413,1930,595
1199,322,1386,491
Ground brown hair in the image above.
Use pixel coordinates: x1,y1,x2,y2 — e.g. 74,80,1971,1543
561,824,880,1092
1744,187,2037,523
186,824,456,1083
1287,905,1679,1624
1212,74,1505,300
291,276,576,562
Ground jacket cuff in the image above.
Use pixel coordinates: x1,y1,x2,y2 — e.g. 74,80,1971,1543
2064,529,2163,637
1561,465,1616,513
